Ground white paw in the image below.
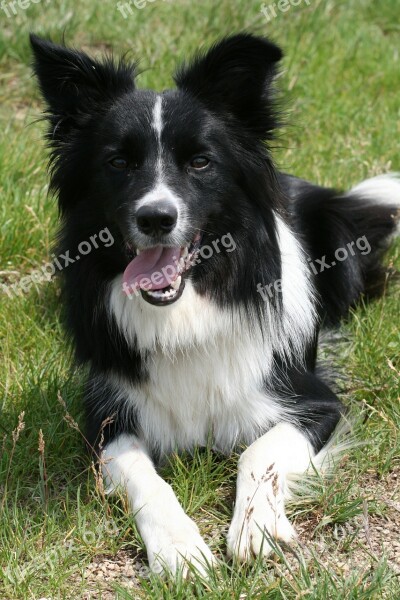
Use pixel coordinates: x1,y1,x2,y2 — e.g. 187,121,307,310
136,482,215,577
227,466,296,562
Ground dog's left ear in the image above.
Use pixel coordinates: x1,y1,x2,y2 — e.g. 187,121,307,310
174,33,283,139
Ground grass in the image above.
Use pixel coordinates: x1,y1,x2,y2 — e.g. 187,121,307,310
0,0,399,598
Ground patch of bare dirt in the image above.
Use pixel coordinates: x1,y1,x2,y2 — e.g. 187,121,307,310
295,467,400,575
69,548,147,600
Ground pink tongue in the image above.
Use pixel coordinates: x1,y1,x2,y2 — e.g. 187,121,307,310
123,246,180,292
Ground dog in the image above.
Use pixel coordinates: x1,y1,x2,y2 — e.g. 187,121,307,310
30,32,400,576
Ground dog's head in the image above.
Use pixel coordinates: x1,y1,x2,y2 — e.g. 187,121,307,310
31,33,283,306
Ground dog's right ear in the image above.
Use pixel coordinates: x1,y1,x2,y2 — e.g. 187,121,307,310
30,34,136,123
175,33,283,140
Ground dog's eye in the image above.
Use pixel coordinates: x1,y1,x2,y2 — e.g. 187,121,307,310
109,157,128,170
190,156,210,170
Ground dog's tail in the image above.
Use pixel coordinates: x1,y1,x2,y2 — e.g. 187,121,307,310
282,173,400,325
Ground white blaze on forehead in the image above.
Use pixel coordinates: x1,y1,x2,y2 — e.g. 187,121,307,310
152,95,163,181
152,95,163,141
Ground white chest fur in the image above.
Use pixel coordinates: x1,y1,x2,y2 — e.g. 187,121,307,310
108,278,285,454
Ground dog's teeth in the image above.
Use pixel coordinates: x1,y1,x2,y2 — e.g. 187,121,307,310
171,276,182,290
182,247,189,259
136,249,141,255
146,285,179,301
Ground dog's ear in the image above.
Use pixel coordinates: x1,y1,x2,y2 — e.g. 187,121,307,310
30,34,135,123
174,33,283,139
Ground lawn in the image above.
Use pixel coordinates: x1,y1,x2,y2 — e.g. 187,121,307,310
0,0,399,598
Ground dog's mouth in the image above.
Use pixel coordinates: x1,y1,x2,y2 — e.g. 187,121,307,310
123,232,202,306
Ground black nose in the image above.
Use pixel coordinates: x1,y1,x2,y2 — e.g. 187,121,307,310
136,201,178,236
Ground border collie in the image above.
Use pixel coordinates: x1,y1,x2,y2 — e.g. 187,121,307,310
30,32,400,576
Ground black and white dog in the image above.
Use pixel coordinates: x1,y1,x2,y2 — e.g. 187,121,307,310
30,33,399,575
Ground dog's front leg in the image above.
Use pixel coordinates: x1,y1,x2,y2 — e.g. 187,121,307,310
227,422,314,561
102,434,214,576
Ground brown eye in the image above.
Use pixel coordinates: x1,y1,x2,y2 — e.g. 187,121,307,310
190,156,210,170
109,157,128,170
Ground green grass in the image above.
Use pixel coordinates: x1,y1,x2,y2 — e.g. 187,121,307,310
1,0,400,598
